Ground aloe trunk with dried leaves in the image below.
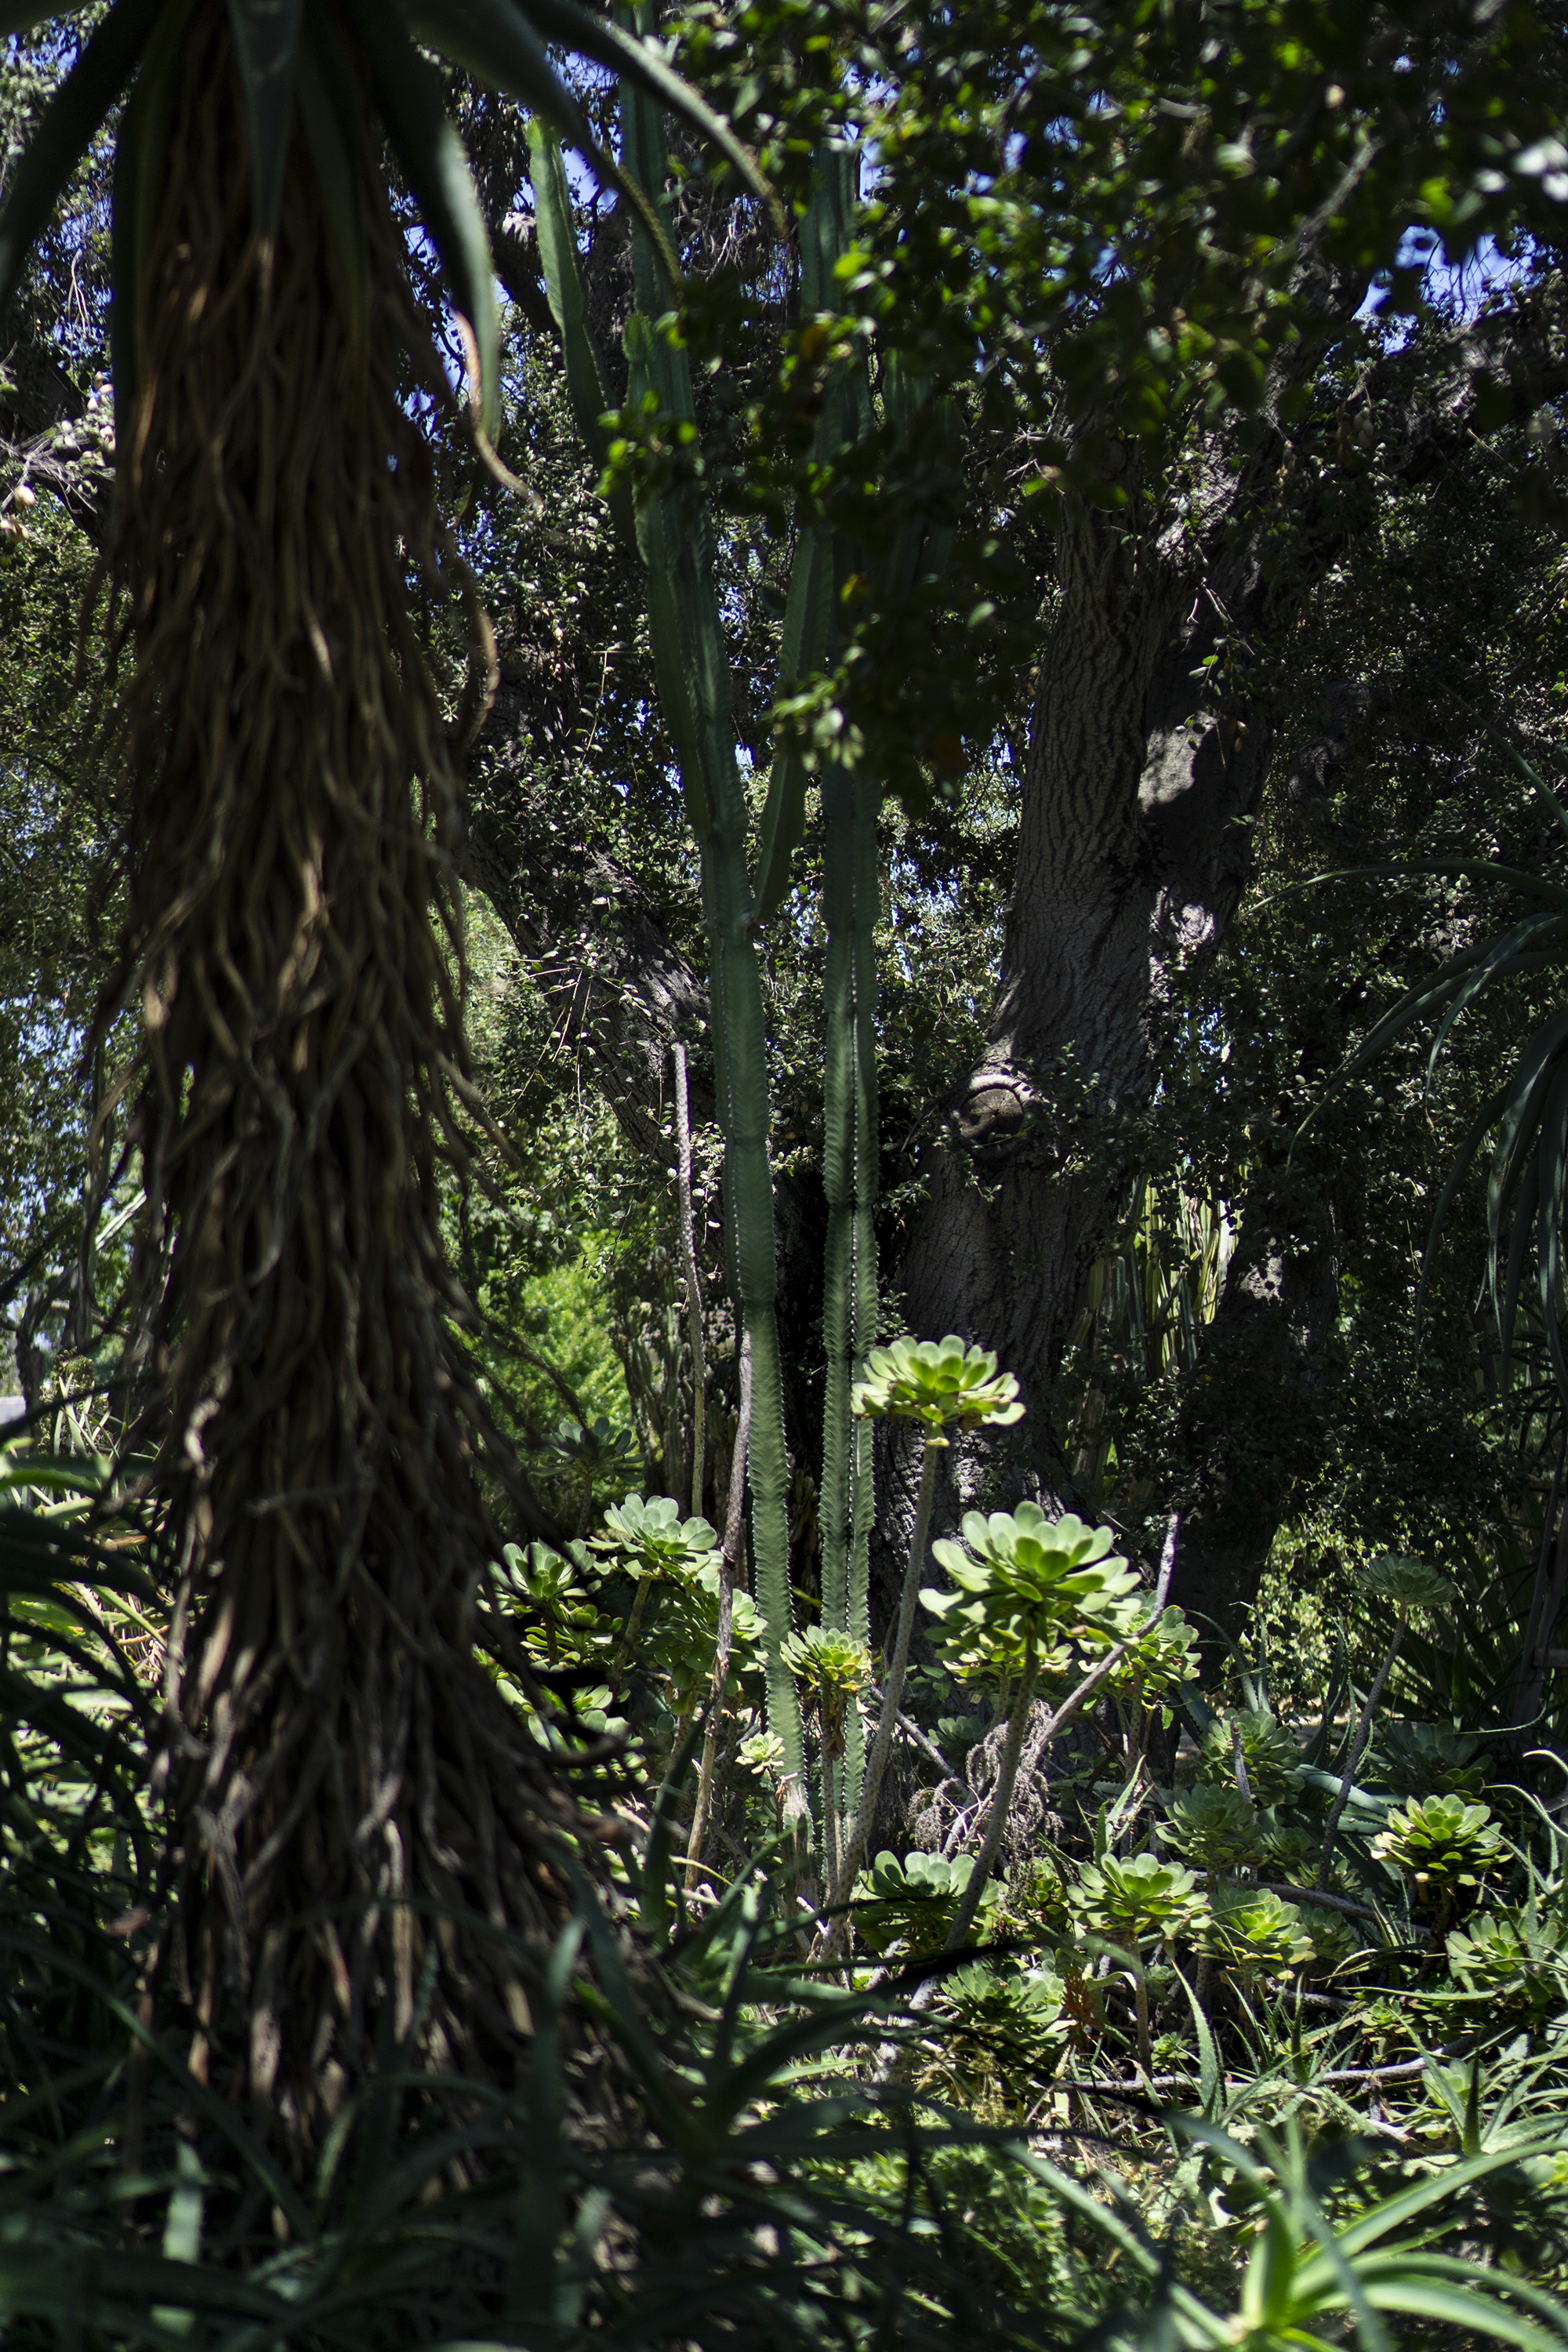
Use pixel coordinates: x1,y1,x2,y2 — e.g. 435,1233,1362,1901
97,13,578,2137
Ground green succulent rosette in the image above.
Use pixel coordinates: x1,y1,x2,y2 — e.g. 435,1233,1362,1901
1068,1850,1210,1952
1205,1887,1315,1979
590,1492,718,1579
1359,1553,1454,1611
781,1623,875,1699
1157,1781,1264,1875
1199,1708,1305,1807
1374,1721,1490,1799
922,1504,1141,1684
1372,1793,1505,1902
851,1335,1024,1442
1446,1902,1568,2014
853,1849,1004,1956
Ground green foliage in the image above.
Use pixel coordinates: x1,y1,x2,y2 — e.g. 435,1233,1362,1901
6,3,1568,2342
1448,1901,1568,2020
1100,1598,1203,1720
1308,746,1568,1409
1375,1720,1492,1799
927,1960,1069,2113
780,1621,872,1763
780,1619,872,1698
1359,1552,1455,1611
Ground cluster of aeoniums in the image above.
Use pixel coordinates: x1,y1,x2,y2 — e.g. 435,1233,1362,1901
812,1336,1199,1962
0,0,758,2140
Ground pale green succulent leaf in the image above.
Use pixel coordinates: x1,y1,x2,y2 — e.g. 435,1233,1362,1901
851,1334,1023,1431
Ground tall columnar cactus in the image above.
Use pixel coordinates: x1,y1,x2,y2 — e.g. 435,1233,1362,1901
531,56,806,1791
779,151,879,1838
759,151,958,1844
533,100,956,1849
620,55,807,1796
817,757,880,1828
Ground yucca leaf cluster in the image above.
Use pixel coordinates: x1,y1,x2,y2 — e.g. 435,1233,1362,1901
0,0,760,436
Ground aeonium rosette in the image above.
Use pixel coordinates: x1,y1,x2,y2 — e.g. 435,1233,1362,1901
920,1504,1143,1686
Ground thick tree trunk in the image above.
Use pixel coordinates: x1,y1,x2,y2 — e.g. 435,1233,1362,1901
880,288,1568,1625
886,459,1273,1594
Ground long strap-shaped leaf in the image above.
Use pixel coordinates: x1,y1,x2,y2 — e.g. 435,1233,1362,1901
753,144,866,920
531,90,805,1792
225,0,302,243
396,0,683,296
0,0,167,323
109,0,195,419
1423,910,1567,1085
351,0,503,443
527,117,637,549
295,5,372,361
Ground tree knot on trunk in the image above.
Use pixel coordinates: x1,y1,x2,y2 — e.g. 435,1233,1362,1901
946,1062,1049,1171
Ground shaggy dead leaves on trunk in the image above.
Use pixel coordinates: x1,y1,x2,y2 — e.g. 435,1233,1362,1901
91,6,594,2146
